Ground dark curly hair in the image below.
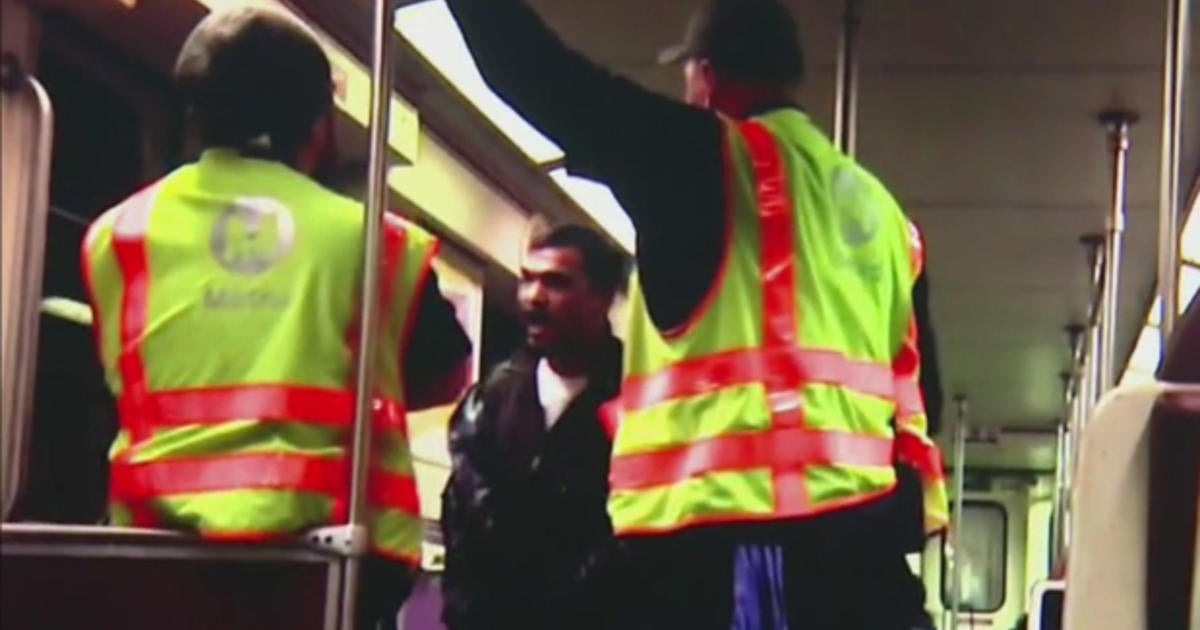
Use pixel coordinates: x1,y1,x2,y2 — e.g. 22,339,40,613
174,6,333,162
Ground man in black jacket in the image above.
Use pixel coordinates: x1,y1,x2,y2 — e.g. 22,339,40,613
440,222,626,630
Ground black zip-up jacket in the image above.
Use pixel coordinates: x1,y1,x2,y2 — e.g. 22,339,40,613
440,338,623,630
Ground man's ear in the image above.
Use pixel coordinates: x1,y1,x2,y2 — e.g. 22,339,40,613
296,112,336,175
598,288,618,320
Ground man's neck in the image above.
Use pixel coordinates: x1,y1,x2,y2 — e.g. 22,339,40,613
745,99,801,118
545,350,589,379
715,84,800,119
543,333,608,378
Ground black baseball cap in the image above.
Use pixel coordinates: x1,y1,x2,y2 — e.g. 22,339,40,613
658,0,805,84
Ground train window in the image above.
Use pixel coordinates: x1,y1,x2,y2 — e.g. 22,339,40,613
941,501,1007,613
1029,581,1065,630
1181,263,1199,305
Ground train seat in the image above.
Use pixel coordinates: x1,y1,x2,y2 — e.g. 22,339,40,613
0,523,342,630
1062,382,1199,630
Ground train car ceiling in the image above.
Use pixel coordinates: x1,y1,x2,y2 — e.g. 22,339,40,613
951,182,1198,475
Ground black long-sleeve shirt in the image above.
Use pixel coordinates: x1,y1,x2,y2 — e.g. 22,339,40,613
442,0,942,433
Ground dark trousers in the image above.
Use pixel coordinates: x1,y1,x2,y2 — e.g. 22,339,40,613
355,557,414,630
619,535,931,630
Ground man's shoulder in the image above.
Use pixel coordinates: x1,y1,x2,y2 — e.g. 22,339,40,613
383,211,438,255
294,179,366,220
451,351,534,422
480,350,536,394
84,169,188,252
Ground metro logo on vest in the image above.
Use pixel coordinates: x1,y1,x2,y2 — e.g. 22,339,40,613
209,197,296,275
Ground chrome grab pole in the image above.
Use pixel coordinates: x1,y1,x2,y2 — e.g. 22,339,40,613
1050,416,1068,569
0,55,54,521
949,395,969,630
340,0,396,627
1054,410,1072,558
833,0,860,156
1077,236,1103,432
1156,0,1189,343
1052,322,1083,567
1096,110,1138,396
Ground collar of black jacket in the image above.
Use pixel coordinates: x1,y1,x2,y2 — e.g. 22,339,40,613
505,334,624,396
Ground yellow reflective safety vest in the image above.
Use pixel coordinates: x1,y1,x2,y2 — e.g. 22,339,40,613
608,112,949,536
82,149,438,564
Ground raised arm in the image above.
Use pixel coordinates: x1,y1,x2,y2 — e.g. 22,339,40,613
403,269,472,411
913,270,944,435
442,0,722,228
443,0,728,333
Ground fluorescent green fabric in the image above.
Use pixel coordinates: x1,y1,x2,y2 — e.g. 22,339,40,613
611,112,919,534
85,150,434,561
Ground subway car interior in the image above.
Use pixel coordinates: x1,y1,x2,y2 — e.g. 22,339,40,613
1,0,1197,629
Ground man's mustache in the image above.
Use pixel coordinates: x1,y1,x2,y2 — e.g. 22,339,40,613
522,309,550,325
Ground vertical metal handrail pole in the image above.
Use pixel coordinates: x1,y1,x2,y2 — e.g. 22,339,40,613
1156,0,1189,343
1056,412,1073,556
0,56,54,520
833,0,860,156
1050,419,1067,570
1053,322,1083,565
340,0,396,627
1096,110,1138,396
949,395,969,630
1079,234,1104,422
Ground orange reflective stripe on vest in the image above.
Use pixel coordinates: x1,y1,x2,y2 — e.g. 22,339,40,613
892,377,924,420
611,121,897,514
111,453,347,503
610,426,893,490
894,431,944,482
110,453,421,522
115,384,406,432
105,184,419,529
892,222,931,426
620,346,898,413
598,399,620,440
111,184,156,441
893,220,950,532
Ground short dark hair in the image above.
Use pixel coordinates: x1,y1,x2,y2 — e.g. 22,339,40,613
528,220,628,296
174,7,333,161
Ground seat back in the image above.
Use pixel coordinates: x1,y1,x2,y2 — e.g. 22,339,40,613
1,524,341,630
1063,382,1200,630
1146,388,1200,630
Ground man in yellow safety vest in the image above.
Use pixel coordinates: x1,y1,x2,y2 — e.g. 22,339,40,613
445,0,949,627
80,7,471,629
